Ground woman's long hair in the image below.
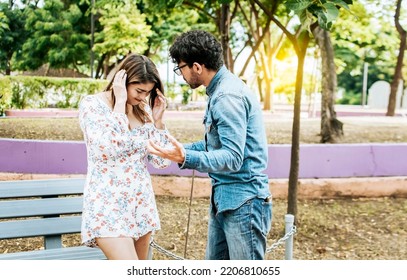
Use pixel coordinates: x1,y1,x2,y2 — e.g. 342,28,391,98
104,54,164,124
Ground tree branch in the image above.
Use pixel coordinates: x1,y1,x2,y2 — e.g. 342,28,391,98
183,1,216,21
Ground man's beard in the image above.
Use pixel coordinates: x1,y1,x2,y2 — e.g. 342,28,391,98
185,73,201,89
188,82,201,89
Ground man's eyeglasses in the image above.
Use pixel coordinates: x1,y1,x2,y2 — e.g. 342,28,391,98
173,64,188,76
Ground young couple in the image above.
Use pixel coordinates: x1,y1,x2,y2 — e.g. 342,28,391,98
79,30,272,260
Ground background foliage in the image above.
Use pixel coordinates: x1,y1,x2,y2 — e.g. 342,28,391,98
0,76,107,114
0,0,406,106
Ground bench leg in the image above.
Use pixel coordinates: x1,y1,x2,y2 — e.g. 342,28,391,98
45,235,63,249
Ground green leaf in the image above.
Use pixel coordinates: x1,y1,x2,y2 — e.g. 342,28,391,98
298,9,314,26
93,3,152,60
329,0,351,11
323,3,339,22
285,0,313,12
317,10,330,30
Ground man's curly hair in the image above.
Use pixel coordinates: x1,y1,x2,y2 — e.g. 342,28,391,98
169,30,224,71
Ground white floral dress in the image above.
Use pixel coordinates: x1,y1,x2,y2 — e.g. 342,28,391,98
78,94,171,247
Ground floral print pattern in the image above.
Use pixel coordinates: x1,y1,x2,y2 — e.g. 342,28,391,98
78,95,171,247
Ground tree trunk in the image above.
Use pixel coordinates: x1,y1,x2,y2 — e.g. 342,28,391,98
387,0,406,116
103,54,110,79
262,31,273,111
219,3,232,71
5,59,11,75
44,64,50,76
263,76,272,110
312,26,343,143
258,45,272,110
95,54,106,79
287,34,310,217
257,75,264,102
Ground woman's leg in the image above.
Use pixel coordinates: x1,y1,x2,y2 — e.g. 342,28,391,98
134,232,152,260
96,237,138,260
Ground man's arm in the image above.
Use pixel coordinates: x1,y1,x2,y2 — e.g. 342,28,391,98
184,140,206,152
148,94,247,173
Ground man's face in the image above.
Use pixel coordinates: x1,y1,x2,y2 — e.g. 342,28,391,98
176,61,202,89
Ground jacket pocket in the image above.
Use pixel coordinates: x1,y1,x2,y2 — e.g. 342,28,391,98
204,114,221,150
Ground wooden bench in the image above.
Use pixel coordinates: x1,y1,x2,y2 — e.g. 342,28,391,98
0,178,106,260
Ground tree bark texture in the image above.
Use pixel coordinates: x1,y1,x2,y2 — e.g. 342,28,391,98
387,0,406,116
312,26,343,143
287,52,305,218
219,3,232,71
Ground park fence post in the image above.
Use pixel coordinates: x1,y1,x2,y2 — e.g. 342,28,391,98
285,214,295,260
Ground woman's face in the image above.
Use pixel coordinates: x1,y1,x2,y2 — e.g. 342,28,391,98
126,82,155,106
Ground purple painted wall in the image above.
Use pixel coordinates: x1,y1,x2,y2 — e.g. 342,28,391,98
0,138,406,178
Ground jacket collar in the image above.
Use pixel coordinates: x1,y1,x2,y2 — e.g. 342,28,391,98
206,65,227,97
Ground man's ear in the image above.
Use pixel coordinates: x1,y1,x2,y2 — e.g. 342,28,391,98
193,62,203,75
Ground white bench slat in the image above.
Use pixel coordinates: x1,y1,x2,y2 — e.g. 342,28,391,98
0,178,85,198
0,216,82,239
0,246,106,260
0,197,83,219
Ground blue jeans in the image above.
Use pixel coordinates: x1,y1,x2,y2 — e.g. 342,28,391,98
205,196,272,260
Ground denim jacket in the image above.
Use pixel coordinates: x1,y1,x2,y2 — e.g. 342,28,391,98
180,66,270,213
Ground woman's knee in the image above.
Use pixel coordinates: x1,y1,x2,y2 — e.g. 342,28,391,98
135,232,153,260
96,237,138,260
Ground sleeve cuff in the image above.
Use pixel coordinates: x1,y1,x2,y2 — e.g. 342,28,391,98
179,150,188,169
179,149,200,170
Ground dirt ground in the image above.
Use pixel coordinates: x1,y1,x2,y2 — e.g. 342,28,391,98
0,112,406,260
154,196,407,260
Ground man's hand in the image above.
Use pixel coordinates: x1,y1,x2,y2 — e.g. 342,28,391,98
147,134,186,164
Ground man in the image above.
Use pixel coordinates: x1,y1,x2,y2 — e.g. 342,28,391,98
148,30,272,260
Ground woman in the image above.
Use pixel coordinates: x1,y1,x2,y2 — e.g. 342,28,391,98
78,54,171,260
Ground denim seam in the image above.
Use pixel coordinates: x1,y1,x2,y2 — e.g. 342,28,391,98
261,200,266,237
250,200,255,260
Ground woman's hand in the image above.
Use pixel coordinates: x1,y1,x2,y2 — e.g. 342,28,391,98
112,70,128,114
152,88,167,129
113,70,127,102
